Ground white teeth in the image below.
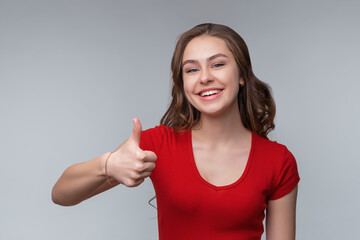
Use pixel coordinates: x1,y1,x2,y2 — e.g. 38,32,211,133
200,90,222,97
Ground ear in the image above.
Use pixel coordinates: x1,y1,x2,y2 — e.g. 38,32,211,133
239,77,245,87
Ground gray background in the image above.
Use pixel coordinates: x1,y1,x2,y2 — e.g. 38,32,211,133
1,0,359,239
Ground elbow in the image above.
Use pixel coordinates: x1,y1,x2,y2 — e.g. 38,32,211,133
51,186,79,207
51,187,66,206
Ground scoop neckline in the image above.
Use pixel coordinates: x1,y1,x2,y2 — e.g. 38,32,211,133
188,129,255,191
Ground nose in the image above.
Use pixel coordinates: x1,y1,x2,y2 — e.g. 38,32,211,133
199,68,214,84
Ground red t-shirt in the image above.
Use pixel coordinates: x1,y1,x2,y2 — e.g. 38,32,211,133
140,125,300,240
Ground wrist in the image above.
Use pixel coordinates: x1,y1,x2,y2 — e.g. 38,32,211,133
102,152,117,185
97,152,111,177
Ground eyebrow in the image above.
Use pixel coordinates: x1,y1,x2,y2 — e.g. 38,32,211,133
182,53,229,67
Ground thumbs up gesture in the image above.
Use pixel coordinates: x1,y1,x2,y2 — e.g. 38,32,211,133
106,118,157,187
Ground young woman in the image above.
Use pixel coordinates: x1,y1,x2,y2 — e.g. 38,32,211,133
52,23,300,240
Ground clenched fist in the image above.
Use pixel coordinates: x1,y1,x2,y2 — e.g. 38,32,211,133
106,118,157,187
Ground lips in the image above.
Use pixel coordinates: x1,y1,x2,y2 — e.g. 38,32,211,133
197,88,224,101
197,88,224,96
200,89,222,97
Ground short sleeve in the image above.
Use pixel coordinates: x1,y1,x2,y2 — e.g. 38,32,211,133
269,147,300,200
139,125,166,181
139,125,165,155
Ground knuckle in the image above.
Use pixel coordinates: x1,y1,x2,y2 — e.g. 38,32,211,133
124,179,135,187
126,179,143,187
136,150,146,160
134,162,145,172
130,171,140,180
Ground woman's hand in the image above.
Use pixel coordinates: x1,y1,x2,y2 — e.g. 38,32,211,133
107,118,157,187
51,118,157,206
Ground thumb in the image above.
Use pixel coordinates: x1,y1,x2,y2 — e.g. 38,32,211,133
129,118,142,146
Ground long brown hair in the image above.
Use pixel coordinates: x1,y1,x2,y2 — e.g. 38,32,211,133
160,23,275,139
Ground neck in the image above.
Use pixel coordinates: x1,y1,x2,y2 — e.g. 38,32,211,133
192,107,250,148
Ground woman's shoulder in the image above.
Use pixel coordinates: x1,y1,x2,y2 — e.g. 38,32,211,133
142,124,176,136
252,132,299,189
142,124,192,137
140,124,188,153
252,132,294,159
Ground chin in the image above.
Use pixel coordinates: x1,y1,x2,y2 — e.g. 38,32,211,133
198,108,227,117
197,102,239,118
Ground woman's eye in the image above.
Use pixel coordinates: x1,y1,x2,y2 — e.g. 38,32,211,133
186,68,198,73
213,63,224,68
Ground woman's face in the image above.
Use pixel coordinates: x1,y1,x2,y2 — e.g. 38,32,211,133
182,35,244,117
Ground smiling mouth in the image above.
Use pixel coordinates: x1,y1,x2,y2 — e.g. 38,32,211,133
199,89,223,97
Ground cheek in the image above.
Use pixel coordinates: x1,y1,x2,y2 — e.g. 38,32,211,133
182,81,198,108
227,76,241,98
232,80,240,94
183,89,194,105
183,78,194,96
182,81,192,100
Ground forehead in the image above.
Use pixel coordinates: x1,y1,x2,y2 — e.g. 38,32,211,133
182,35,232,61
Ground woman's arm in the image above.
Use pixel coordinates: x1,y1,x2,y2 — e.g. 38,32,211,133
51,118,156,206
51,152,118,206
266,185,298,240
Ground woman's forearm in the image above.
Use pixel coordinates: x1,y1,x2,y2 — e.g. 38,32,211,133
51,152,111,206
52,119,156,206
